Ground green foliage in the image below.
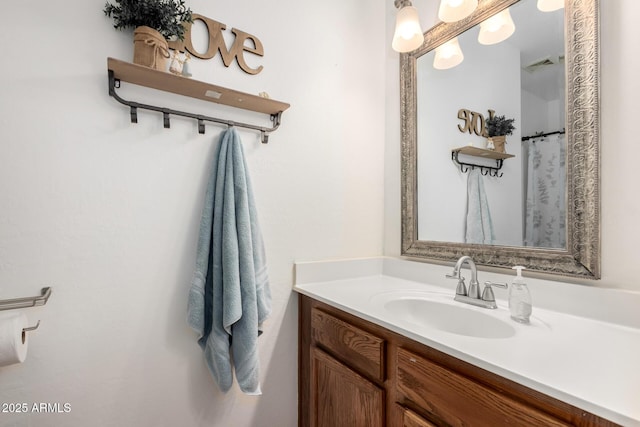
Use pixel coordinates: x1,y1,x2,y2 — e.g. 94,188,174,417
104,0,193,40
485,115,516,137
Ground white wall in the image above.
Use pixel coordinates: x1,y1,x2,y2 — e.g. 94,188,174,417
0,0,385,426
521,89,549,136
521,88,565,137
385,0,640,292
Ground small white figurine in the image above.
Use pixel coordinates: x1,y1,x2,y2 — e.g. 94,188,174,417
181,53,192,78
169,50,185,75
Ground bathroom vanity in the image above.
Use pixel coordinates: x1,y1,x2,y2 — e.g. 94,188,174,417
294,258,640,427
299,295,615,426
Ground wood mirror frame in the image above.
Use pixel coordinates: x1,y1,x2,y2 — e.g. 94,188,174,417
400,0,600,278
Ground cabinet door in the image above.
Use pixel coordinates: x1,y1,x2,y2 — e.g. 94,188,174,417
311,347,384,427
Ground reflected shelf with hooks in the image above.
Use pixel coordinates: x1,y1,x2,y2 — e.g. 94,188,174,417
107,57,290,143
451,146,515,178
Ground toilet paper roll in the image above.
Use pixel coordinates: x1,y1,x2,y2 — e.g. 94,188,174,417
0,311,29,367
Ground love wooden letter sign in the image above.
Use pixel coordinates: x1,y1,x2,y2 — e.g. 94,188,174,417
168,13,264,75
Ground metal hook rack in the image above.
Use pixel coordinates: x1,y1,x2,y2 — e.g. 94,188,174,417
109,72,282,144
107,58,290,144
0,287,52,334
451,146,515,178
451,151,505,178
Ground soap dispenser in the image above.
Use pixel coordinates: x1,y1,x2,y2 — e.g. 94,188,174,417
509,266,532,324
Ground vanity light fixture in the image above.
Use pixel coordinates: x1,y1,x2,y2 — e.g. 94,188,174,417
438,0,478,23
537,0,564,12
433,37,464,69
392,0,424,53
478,8,516,45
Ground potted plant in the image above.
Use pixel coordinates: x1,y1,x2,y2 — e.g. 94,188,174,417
485,115,515,153
104,0,193,71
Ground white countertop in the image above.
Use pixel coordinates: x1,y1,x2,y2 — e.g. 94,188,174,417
293,257,640,427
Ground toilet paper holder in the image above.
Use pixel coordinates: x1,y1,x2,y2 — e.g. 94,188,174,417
0,287,52,333
0,287,51,311
23,320,40,332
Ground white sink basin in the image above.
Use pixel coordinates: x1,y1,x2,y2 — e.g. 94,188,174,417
375,292,516,339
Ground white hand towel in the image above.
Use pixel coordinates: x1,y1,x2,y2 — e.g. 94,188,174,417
465,168,494,244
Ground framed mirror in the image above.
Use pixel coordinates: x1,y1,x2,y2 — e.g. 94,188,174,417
400,0,600,278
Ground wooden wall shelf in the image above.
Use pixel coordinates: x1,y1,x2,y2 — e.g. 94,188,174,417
452,146,515,160
108,58,289,114
106,57,290,143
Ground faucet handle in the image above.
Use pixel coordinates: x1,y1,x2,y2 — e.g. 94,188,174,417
446,275,467,296
482,281,508,302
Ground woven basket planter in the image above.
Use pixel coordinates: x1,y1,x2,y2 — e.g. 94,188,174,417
488,135,507,153
133,26,170,71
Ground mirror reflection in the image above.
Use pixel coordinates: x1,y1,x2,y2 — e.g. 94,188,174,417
416,0,566,249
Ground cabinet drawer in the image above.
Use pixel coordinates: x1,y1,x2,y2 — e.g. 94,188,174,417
395,404,438,427
396,347,569,427
311,308,385,381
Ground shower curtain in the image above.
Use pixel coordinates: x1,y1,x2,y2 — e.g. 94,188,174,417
523,133,566,248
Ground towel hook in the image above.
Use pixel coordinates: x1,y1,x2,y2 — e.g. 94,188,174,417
261,131,269,144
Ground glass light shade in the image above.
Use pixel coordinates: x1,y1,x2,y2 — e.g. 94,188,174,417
392,5,424,52
478,8,516,45
537,0,564,12
433,37,464,70
438,0,478,23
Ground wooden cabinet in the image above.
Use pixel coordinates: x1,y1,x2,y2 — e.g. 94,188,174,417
298,294,620,427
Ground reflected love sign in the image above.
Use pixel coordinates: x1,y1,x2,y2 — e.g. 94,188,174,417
457,108,495,138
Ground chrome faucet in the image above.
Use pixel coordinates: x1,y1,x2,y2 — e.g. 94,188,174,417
447,256,480,298
446,256,507,309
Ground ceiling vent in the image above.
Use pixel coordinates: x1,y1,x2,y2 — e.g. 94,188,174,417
523,55,565,73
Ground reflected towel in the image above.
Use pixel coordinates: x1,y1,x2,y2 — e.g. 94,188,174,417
187,127,271,395
465,168,494,244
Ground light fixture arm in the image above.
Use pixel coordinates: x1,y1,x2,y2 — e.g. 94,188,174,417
394,0,412,9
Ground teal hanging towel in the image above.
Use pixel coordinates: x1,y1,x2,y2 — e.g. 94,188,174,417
187,127,271,395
